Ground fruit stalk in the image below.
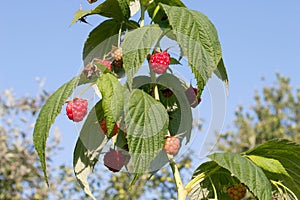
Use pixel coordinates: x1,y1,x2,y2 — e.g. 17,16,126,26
168,155,187,200
139,1,145,27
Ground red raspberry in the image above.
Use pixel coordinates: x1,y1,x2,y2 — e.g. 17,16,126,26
185,85,201,108
103,149,127,172
163,136,181,155
99,118,119,137
94,59,112,71
149,52,170,74
66,98,88,122
227,183,247,200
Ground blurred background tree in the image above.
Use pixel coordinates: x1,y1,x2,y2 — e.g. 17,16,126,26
0,82,86,200
217,73,300,153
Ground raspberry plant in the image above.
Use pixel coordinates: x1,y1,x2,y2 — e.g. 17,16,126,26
33,0,300,199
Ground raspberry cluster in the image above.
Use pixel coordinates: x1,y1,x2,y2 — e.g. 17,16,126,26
103,149,128,172
66,98,88,122
227,183,247,200
149,52,170,74
99,118,119,137
163,136,181,155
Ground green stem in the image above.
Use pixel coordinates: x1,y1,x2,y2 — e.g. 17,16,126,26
140,4,145,27
185,166,220,194
168,155,187,200
271,180,298,200
117,23,123,48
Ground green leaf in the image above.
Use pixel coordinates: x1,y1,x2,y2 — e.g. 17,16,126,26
170,57,181,65
71,0,130,26
214,58,229,93
70,10,91,26
83,19,121,63
124,89,168,174
33,77,79,184
122,24,164,88
73,100,107,200
161,4,223,97
147,0,186,24
157,73,192,143
124,20,140,30
209,152,273,200
97,73,124,137
245,139,300,197
188,161,235,200
92,0,130,21
246,155,289,176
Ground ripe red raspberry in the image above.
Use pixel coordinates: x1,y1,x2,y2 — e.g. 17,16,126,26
185,85,201,108
163,136,181,155
94,59,112,71
99,118,119,137
111,46,123,61
227,183,247,200
103,149,127,172
66,98,88,122
149,52,170,74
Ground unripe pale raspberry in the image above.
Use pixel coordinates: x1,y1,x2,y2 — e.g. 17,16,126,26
111,46,123,61
99,118,119,137
94,59,112,71
163,136,181,155
66,98,88,122
185,85,201,108
227,183,247,200
103,149,128,172
149,52,170,74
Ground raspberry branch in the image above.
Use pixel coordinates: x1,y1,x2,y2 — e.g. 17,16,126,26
168,155,187,200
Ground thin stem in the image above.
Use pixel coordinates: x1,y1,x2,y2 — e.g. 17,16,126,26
168,155,187,200
117,23,123,48
185,166,220,194
140,4,145,27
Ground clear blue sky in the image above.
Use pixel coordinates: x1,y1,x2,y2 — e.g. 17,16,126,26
1,0,300,188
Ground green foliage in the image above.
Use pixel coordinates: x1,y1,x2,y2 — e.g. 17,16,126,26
209,153,272,199
156,73,192,142
125,89,168,173
33,77,79,184
73,100,107,200
147,0,186,24
188,139,300,199
83,19,121,63
161,4,225,96
97,74,124,136
122,24,164,88
71,0,130,25
245,139,300,197
188,161,234,200
215,58,229,92
33,0,300,197
33,0,235,199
